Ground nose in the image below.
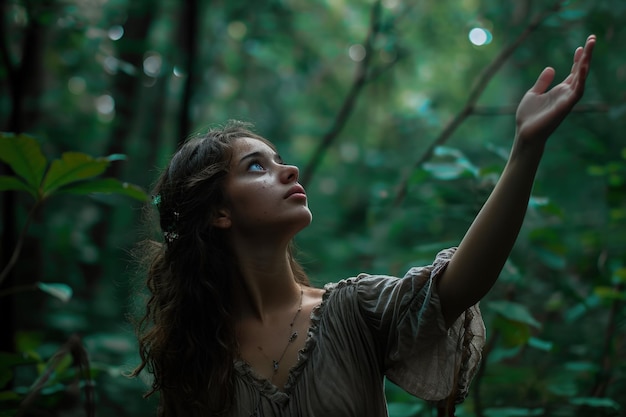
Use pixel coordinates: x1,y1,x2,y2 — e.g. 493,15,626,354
280,164,299,183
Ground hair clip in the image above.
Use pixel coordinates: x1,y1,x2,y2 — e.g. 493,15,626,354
163,210,180,244
163,231,179,243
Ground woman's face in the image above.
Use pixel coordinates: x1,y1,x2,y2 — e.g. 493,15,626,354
217,137,312,240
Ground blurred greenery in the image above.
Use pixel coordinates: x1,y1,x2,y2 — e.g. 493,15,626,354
1,0,624,416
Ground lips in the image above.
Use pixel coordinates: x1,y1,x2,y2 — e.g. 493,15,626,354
285,184,306,198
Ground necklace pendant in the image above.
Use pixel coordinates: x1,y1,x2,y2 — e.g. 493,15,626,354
272,360,279,373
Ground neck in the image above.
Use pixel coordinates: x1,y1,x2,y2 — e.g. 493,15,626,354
231,238,302,321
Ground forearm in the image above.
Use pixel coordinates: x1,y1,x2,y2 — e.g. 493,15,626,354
434,35,594,328
438,141,544,327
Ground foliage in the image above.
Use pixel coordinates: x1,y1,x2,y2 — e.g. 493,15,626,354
1,0,625,416
0,133,147,415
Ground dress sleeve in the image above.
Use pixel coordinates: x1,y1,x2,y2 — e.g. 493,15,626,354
355,247,485,403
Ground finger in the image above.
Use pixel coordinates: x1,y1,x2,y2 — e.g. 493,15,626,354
568,35,596,85
575,35,596,60
581,34,596,69
568,46,584,84
573,35,596,86
529,67,555,94
571,46,584,72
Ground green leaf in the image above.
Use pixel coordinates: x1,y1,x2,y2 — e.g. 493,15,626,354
594,286,626,301
484,407,544,416
527,337,553,351
528,196,550,208
586,165,605,176
558,9,588,21
488,346,522,363
58,178,148,201
488,300,541,328
564,361,598,372
387,402,424,417
493,315,532,347
1,369,14,389
422,146,480,180
42,152,109,196
105,153,127,162
37,282,73,303
564,294,601,323
15,331,44,354
43,353,73,386
0,352,39,368
570,397,620,409
547,373,578,396
0,390,21,401
0,133,47,189
535,248,566,270
0,352,38,389
0,175,36,197
612,267,626,284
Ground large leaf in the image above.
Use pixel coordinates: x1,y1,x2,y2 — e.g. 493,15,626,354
42,152,110,195
58,178,148,201
0,175,36,197
0,133,47,190
487,301,542,328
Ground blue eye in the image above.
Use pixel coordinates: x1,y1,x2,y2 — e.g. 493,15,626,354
248,161,265,172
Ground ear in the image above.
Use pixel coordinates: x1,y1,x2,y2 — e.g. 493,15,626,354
212,209,232,229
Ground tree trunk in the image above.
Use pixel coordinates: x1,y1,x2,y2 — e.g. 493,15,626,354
0,0,47,354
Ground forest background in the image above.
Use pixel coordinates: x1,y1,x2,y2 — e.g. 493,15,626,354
0,0,625,416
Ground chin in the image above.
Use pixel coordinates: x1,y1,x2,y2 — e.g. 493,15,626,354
294,211,313,233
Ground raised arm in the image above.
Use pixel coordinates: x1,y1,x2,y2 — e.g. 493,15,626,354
437,35,596,328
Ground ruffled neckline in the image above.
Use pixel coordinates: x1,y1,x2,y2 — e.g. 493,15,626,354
233,281,344,403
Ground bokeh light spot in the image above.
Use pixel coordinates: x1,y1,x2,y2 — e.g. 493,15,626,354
108,25,124,41
173,66,185,77
96,95,115,115
143,53,162,77
348,44,366,62
469,27,492,46
228,21,247,40
68,77,86,95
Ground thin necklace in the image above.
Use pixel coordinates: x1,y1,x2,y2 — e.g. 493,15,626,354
257,285,303,378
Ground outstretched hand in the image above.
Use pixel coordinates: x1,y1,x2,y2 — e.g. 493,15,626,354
515,35,596,146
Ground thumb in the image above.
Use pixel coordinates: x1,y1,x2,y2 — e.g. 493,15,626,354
529,67,555,94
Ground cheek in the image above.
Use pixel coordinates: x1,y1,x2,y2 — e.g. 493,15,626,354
231,182,271,215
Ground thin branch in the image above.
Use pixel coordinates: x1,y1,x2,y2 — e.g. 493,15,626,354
368,51,404,82
16,334,94,417
589,283,623,398
0,283,38,298
0,203,39,287
393,1,567,207
300,0,383,187
472,330,498,417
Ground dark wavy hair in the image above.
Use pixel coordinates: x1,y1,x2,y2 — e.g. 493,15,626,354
131,121,309,415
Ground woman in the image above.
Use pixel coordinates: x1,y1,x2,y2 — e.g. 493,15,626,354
132,35,596,416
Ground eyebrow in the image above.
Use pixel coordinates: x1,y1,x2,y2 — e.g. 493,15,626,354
238,151,284,166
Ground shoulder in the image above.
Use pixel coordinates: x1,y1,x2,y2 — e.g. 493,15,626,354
302,285,325,312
